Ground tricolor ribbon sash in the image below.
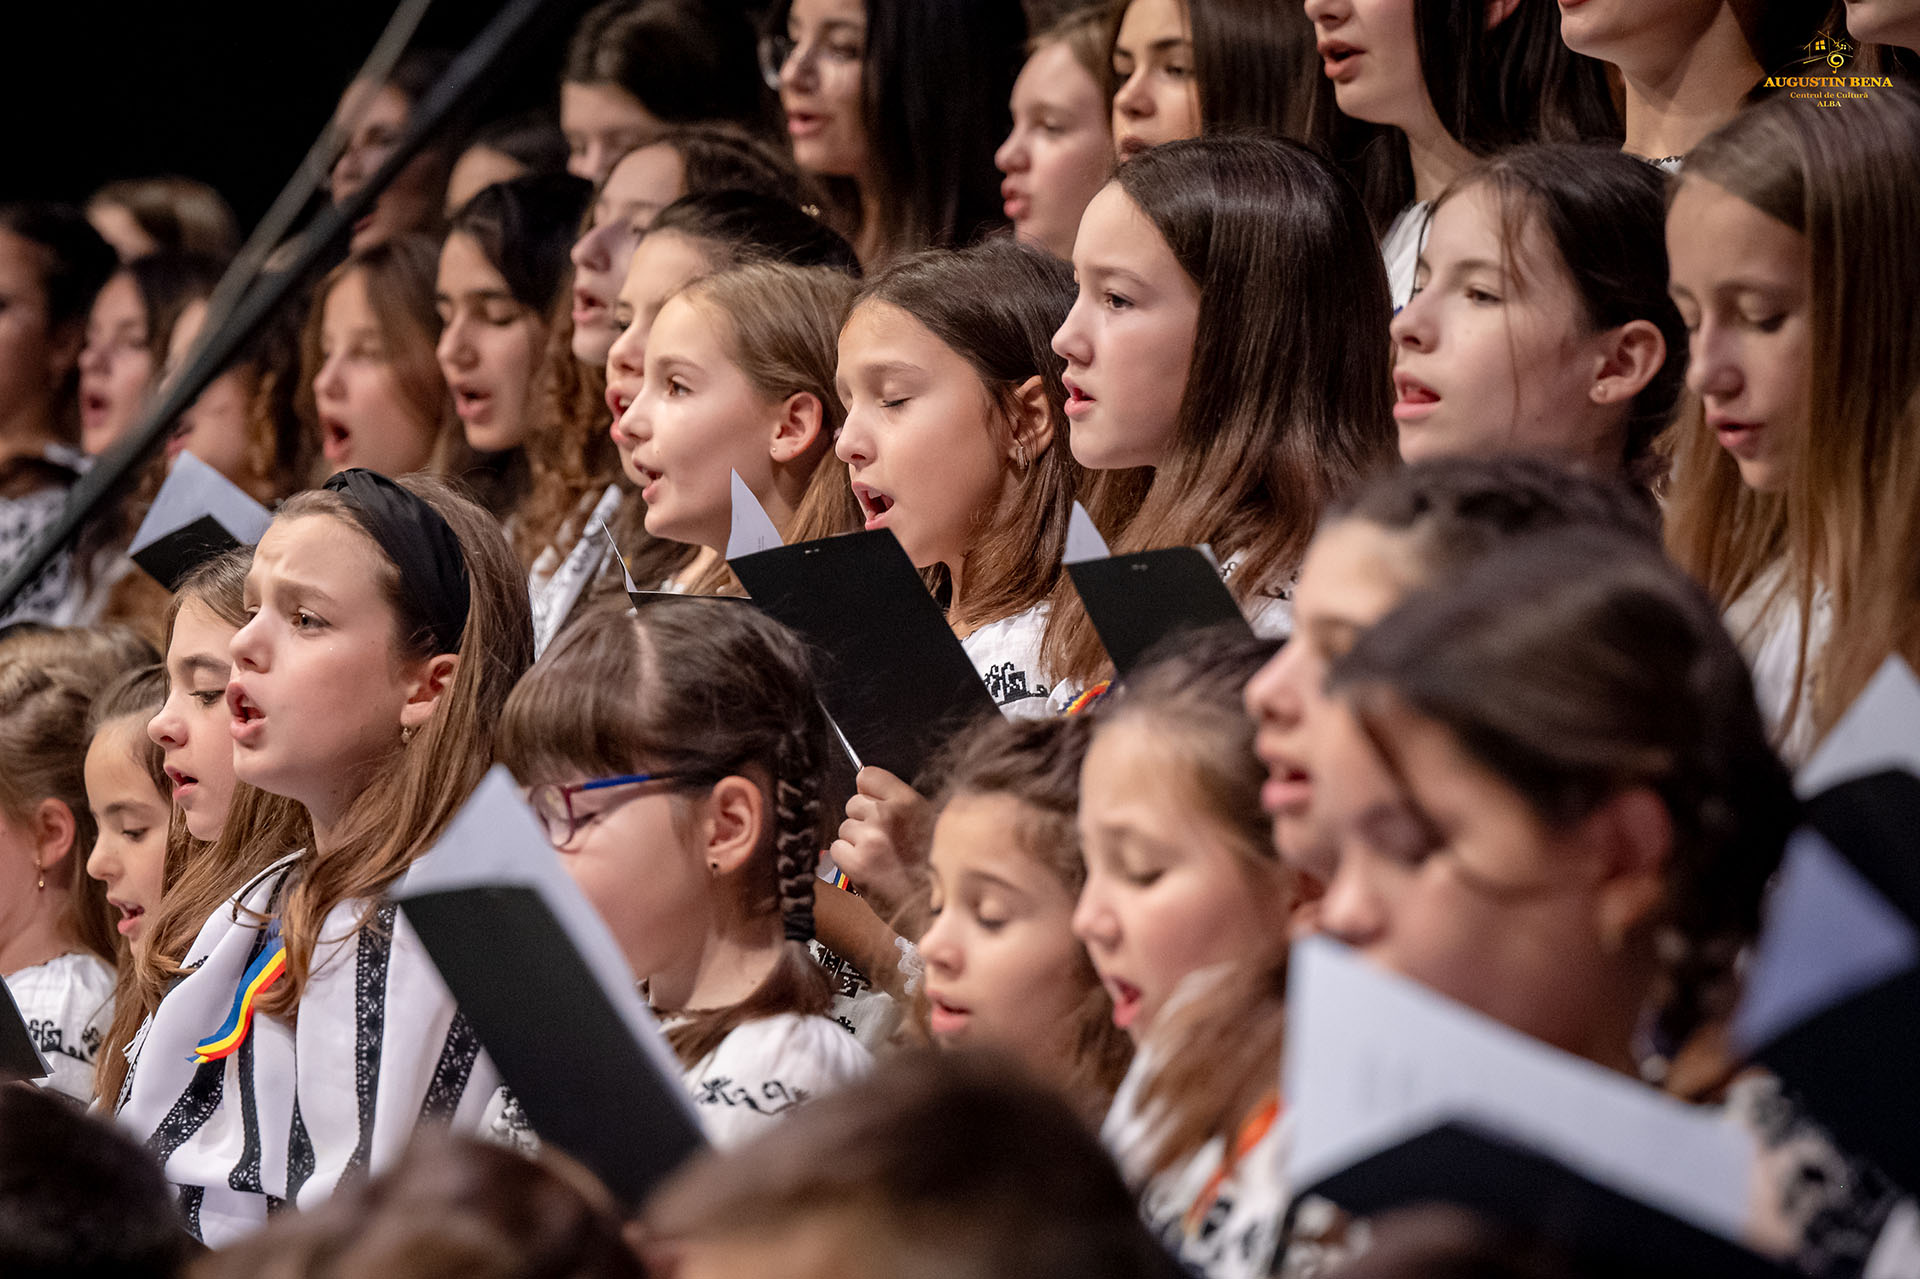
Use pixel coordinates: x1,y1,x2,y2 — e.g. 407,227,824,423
1064,681,1112,716
191,920,287,1064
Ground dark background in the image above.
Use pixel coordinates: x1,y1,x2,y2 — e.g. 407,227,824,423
0,0,606,227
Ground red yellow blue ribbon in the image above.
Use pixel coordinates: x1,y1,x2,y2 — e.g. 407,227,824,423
191,920,287,1064
1064,681,1112,716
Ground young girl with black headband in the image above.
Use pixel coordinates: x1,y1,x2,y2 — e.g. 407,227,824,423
117,470,533,1244
500,598,871,1146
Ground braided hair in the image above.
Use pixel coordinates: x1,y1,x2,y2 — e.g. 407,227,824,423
499,597,835,1066
1328,528,1796,1056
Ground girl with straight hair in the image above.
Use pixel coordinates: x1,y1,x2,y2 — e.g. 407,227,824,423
1301,0,1620,307
1389,143,1687,476
1108,0,1319,161
995,7,1116,261
500,597,871,1146
117,473,534,1243
767,0,1027,265
1664,89,1920,762
1044,135,1397,696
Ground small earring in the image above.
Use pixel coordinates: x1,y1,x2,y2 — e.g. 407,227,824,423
708,861,720,872
401,724,417,744
1014,441,1029,470
35,862,45,891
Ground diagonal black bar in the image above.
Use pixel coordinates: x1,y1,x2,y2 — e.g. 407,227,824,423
0,0,562,616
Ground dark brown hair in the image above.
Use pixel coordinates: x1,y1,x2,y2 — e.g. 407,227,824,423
927,714,1133,1112
852,237,1080,632
1095,627,1289,1175
1042,135,1398,688
190,1132,643,1279
1104,0,1319,140
1305,0,1621,233
499,598,833,1066
1329,529,1797,1051
1428,143,1688,474
1664,88,1920,746
564,0,778,139
645,1051,1185,1279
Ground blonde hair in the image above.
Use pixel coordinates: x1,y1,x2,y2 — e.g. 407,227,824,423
1664,90,1920,744
257,476,534,1018
672,263,858,594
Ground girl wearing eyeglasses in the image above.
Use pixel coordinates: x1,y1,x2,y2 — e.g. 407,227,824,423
500,596,871,1148
762,0,1027,267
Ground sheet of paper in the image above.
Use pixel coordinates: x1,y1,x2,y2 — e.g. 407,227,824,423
128,451,273,556
398,767,696,1118
598,519,640,594
1733,826,1920,1052
726,470,784,560
1797,657,1920,799
1285,936,1754,1243
1063,501,1111,564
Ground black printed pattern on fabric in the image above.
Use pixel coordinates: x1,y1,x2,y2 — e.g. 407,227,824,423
27,1018,100,1065
808,940,872,1038
693,1075,811,1118
418,1011,482,1125
981,660,1047,709
1746,1078,1907,1279
344,902,397,1179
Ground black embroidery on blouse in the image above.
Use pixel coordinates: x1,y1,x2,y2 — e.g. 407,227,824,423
691,1075,811,1117
146,1060,225,1167
265,1193,289,1217
418,1010,482,1124
286,1096,316,1202
227,1009,265,1194
981,660,1047,708
178,1185,205,1241
344,901,397,1179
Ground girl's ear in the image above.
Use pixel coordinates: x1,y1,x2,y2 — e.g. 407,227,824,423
1006,374,1055,467
1589,320,1667,408
768,391,826,464
1484,0,1523,29
1581,785,1674,951
30,797,78,869
701,775,766,877
399,654,461,730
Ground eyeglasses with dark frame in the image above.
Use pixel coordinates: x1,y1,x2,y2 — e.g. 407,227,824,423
527,772,705,847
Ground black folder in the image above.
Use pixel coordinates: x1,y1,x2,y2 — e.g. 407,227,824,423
127,452,273,590
1065,546,1252,679
729,530,997,780
1741,769,1920,1194
400,886,706,1209
397,770,707,1210
1301,1120,1791,1279
0,975,50,1084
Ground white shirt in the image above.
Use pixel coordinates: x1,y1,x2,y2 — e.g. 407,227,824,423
961,602,1055,721
1104,1042,1290,1279
116,853,500,1245
1725,562,1832,766
527,484,622,658
1382,202,1430,314
680,1012,872,1148
6,951,115,1104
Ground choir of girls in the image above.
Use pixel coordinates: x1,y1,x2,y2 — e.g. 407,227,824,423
3,0,1920,1276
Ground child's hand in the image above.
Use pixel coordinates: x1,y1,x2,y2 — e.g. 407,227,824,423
829,766,934,928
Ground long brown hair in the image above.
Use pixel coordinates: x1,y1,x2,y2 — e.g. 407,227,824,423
926,714,1133,1116
0,662,117,967
96,551,314,1109
295,236,458,486
1663,89,1920,746
256,476,534,1019
1094,628,1291,1176
498,598,833,1067
851,238,1082,633
1041,136,1398,688
1330,529,1797,1053
671,263,857,595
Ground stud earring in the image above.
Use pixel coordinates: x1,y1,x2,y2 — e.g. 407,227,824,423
401,724,417,744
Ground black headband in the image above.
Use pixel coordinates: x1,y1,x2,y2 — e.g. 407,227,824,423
323,469,471,655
